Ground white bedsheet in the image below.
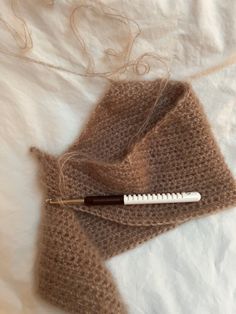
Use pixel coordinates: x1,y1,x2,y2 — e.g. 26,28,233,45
0,1,236,313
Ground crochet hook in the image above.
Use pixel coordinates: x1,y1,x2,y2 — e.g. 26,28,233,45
46,192,201,206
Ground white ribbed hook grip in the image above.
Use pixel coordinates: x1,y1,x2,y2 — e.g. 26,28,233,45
124,192,201,205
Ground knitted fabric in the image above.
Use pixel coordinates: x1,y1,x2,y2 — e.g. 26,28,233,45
31,79,236,314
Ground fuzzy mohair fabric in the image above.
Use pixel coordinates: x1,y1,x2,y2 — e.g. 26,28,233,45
31,79,236,314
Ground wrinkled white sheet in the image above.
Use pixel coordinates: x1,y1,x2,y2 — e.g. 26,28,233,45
0,1,236,313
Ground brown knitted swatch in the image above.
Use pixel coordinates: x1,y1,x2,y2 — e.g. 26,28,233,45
31,79,236,314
